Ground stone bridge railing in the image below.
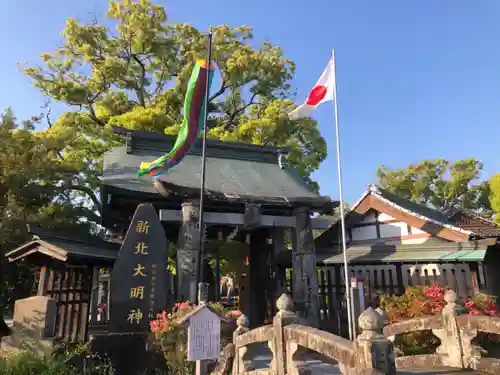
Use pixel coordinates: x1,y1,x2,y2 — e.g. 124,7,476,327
382,289,500,375
214,290,500,375
216,293,396,375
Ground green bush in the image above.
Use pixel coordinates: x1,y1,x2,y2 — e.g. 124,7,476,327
0,350,77,375
0,342,116,375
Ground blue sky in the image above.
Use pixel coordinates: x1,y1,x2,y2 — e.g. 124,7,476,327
1,1,500,204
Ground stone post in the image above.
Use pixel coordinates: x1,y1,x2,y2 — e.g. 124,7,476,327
431,289,466,369
269,293,305,375
375,307,389,334
292,207,320,328
232,314,252,375
354,307,396,375
0,296,57,358
177,200,201,303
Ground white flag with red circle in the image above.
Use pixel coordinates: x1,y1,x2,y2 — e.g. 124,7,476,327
288,56,336,120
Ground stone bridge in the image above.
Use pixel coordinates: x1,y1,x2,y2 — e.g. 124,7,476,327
215,290,500,375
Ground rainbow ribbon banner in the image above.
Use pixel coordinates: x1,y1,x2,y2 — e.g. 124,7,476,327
137,60,215,178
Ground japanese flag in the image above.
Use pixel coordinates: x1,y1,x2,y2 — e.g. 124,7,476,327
288,56,336,120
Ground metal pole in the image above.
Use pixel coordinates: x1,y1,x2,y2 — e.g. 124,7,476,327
331,48,354,341
196,30,213,300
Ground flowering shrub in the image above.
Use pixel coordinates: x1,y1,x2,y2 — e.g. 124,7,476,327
464,293,499,317
381,282,499,322
379,283,500,356
149,301,241,375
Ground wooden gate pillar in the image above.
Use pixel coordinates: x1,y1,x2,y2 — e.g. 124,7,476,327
177,200,201,303
291,207,320,328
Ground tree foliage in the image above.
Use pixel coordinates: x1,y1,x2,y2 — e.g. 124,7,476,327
23,0,326,190
377,158,491,214
0,109,98,310
488,174,500,225
1,0,327,307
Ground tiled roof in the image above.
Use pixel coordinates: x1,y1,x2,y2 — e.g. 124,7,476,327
447,208,500,237
372,186,450,224
314,184,500,248
374,186,500,237
5,227,120,263
102,127,332,209
276,238,494,266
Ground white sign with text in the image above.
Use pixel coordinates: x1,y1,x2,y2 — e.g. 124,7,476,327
187,307,221,361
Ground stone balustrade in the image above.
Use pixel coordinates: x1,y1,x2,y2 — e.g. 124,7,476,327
217,289,500,375
219,293,396,375
382,289,500,375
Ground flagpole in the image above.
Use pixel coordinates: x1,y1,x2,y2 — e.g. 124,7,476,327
331,49,354,341
196,29,213,303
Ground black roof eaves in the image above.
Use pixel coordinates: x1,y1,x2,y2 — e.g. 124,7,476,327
112,126,292,155
103,181,333,210
26,226,121,252
156,180,332,209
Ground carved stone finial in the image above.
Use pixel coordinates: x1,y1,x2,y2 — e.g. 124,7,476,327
442,289,466,315
276,293,294,312
236,314,249,328
358,307,382,332
444,289,457,304
375,307,389,329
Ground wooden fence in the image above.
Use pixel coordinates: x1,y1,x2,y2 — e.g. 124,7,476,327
38,265,93,343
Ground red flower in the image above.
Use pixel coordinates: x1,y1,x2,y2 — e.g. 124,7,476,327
228,310,242,318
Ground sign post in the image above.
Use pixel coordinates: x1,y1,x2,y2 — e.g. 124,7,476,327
91,203,169,375
182,283,222,375
109,203,169,333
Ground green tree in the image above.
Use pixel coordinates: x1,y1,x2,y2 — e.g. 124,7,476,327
488,174,500,225
23,0,326,191
377,158,491,214
0,108,96,312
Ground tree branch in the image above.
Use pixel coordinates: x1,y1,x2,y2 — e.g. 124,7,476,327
66,184,102,212
220,92,259,129
209,80,227,102
131,54,147,107
87,104,106,126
